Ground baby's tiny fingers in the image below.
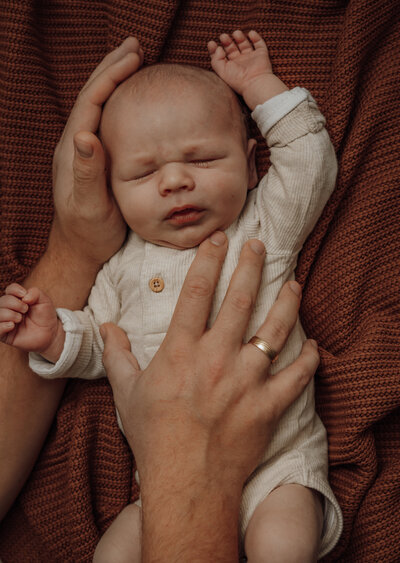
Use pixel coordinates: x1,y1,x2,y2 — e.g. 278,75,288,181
0,321,16,337
0,308,22,324
248,30,268,51
0,294,28,314
207,40,218,55
232,30,253,53
5,283,27,298
22,287,41,305
219,33,240,57
212,45,228,62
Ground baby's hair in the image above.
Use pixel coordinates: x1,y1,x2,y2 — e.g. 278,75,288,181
103,63,250,143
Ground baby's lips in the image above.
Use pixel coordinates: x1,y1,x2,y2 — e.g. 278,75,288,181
166,205,203,219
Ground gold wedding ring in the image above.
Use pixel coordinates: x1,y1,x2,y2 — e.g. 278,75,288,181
248,336,278,363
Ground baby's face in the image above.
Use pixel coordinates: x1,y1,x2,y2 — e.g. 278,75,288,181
101,83,256,250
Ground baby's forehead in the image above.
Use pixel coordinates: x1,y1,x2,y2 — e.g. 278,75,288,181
113,63,230,101
102,63,246,135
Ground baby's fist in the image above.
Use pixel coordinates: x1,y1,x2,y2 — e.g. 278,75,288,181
0,284,59,355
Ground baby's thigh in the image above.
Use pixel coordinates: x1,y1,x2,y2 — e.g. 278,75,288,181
244,484,323,563
93,503,141,563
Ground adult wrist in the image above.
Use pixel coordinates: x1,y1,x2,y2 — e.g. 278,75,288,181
140,471,241,561
47,220,103,274
26,222,103,310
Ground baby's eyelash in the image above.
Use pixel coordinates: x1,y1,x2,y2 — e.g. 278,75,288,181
190,160,212,168
133,170,156,180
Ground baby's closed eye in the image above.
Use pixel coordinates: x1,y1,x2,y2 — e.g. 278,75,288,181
189,155,225,167
190,159,213,168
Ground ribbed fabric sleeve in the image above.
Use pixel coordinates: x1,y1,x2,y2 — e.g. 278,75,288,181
251,86,310,136
28,308,84,378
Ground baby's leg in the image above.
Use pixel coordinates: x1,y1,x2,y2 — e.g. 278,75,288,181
93,503,141,563
244,484,323,563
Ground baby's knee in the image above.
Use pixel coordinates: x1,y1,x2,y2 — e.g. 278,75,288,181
245,526,318,563
93,504,141,563
244,485,322,563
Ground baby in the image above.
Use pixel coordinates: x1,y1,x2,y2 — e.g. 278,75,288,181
0,31,342,562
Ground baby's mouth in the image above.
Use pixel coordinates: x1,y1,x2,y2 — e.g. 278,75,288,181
166,206,205,225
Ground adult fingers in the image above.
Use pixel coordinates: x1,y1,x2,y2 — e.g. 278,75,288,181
244,281,302,371
71,131,108,208
60,40,143,142
262,339,320,419
211,239,265,349
166,232,228,342
100,323,140,392
86,37,142,84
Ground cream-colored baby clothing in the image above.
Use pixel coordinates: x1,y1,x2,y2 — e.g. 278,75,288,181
30,87,343,557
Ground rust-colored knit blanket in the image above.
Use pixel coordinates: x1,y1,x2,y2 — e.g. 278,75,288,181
1,1,399,561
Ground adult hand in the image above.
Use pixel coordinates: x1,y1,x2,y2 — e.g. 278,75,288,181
101,232,319,561
51,37,144,268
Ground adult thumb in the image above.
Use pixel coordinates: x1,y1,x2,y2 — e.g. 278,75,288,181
73,131,108,206
100,323,140,390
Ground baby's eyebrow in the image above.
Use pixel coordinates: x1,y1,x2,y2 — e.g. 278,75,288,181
122,154,156,169
136,157,156,166
117,155,156,179
182,143,215,157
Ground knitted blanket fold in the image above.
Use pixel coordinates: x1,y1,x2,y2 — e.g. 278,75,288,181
0,1,399,561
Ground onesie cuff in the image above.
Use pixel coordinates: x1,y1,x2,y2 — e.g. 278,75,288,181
29,308,84,379
251,86,312,137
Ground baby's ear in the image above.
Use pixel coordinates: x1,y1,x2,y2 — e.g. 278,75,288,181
246,139,258,190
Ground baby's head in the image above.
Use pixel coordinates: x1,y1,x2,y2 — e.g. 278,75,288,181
100,64,257,250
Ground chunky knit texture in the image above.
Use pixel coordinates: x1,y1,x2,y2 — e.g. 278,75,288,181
0,1,399,561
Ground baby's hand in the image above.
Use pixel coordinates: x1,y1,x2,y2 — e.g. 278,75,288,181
208,30,288,110
0,284,63,361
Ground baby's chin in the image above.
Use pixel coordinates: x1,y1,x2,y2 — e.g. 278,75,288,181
148,230,216,250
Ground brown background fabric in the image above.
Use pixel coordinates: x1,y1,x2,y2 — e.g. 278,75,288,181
0,0,399,561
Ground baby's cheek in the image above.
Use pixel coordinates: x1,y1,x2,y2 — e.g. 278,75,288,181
218,193,246,229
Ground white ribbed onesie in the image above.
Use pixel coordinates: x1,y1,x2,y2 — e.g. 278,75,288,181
30,87,343,557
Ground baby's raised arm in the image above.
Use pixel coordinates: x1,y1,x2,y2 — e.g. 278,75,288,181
208,30,288,110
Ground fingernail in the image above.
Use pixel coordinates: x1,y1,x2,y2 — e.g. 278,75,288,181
288,281,301,296
249,239,265,255
209,231,226,246
309,339,318,349
75,139,93,158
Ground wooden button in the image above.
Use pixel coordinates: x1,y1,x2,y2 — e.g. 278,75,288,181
149,276,164,292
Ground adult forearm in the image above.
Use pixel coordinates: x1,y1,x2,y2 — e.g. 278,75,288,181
0,233,101,521
0,36,140,522
0,346,65,520
28,224,103,308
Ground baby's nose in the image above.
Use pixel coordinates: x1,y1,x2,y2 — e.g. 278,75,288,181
158,163,195,195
